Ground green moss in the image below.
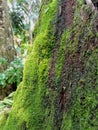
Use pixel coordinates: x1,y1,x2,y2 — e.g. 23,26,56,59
3,0,58,130
0,110,10,130
55,25,79,79
70,49,98,130
61,114,71,130
55,29,71,83
33,0,57,36
55,0,98,129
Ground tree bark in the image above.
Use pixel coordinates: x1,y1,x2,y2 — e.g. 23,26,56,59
0,0,16,72
1,0,98,130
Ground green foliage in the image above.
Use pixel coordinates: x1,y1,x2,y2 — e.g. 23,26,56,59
17,0,41,15
9,0,41,39
0,57,23,88
10,10,25,35
0,92,14,110
0,57,8,66
0,92,15,130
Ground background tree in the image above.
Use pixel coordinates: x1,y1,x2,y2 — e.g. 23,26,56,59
0,0,24,100
8,0,41,44
0,0,16,72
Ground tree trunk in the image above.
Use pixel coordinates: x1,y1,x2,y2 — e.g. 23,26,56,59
1,0,98,130
0,0,16,72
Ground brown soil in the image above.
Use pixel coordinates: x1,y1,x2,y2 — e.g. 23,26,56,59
0,83,17,100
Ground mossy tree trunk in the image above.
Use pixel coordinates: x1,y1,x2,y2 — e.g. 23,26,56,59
2,0,98,130
0,0,16,72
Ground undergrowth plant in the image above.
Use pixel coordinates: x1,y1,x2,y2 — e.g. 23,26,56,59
0,56,24,88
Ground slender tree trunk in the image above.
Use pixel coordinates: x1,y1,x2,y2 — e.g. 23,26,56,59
0,0,16,72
